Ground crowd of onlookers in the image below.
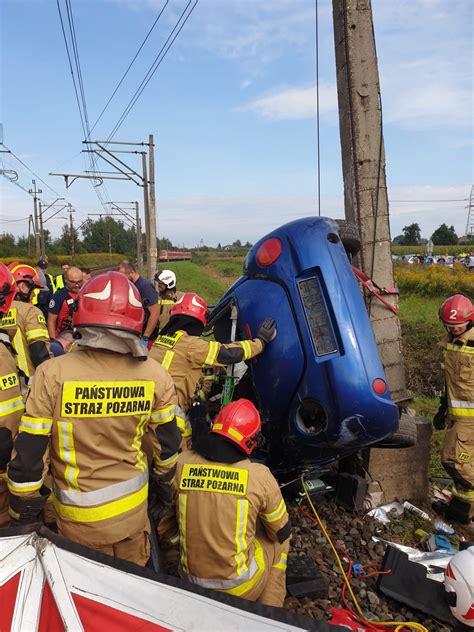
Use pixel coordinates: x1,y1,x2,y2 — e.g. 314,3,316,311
394,253,474,269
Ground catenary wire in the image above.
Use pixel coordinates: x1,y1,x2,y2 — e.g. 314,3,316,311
315,0,321,216
89,0,170,135
56,0,112,213
105,0,198,143
0,141,87,220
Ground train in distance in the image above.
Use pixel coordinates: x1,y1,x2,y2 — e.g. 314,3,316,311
159,250,192,262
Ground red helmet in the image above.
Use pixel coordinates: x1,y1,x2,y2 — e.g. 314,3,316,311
170,292,208,325
439,295,473,326
8,263,45,290
0,263,16,314
73,271,144,335
211,399,261,455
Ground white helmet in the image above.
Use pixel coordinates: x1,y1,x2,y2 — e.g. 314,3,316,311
157,270,176,290
444,546,474,627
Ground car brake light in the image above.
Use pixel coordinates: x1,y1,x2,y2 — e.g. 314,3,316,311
256,238,282,266
372,378,387,395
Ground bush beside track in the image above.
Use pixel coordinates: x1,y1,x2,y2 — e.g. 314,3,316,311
394,263,474,296
392,244,468,256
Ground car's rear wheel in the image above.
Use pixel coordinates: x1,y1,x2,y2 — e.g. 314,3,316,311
335,219,361,257
372,414,418,449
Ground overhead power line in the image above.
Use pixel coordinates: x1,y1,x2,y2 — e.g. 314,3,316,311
89,0,170,135
390,199,467,203
106,0,198,142
56,0,113,212
1,141,86,220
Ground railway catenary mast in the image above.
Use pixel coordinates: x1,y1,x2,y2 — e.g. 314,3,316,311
332,0,409,404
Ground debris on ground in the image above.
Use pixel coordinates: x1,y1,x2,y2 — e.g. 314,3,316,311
284,500,456,631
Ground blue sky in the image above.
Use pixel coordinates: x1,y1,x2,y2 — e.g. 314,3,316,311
1,0,472,246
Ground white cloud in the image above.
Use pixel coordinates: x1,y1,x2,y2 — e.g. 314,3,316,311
155,184,471,246
388,184,471,237
237,83,338,121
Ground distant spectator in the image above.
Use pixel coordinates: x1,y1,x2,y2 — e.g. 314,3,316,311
82,267,92,282
54,262,71,292
116,260,159,343
47,266,84,338
32,261,53,318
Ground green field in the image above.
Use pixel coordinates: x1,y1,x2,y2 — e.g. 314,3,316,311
156,261,230,304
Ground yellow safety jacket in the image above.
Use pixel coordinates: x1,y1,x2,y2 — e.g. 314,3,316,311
160,451,289,596
443,327,474,422
0,340,24,525
54,274,65,293
8,348,181,547
0,301,50,378
149,331,264,437
158,290,184,332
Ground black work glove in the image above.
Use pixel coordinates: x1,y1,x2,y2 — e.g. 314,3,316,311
148,473,174,524
257,318,277,344
433,397,447,430
9,485,50,526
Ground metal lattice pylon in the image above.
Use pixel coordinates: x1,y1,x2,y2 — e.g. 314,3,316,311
465,185,474,236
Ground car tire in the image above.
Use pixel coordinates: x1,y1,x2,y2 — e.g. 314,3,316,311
372,414,418,449
335,219,361,257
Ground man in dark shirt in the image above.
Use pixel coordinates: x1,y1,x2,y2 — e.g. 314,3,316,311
47,266,84,338
117,261,159,345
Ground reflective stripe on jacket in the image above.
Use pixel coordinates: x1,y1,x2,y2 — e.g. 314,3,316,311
0,301,50,378
8,348,181,546
160,451,289,595
150,330,263,417
443,328,474,422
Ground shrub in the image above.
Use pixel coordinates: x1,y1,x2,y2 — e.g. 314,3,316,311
395,265,474,298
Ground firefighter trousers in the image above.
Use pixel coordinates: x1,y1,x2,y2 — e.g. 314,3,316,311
442,418,474,521
92,523,151,567
0,478,8,527
239,531,290,608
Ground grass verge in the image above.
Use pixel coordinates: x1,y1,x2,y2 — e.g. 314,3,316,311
156,261,228,304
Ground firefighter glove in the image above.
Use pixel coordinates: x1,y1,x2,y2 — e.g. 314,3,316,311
257,318,277,344
433,397,447,430
9,485,50,525
148,473,174,524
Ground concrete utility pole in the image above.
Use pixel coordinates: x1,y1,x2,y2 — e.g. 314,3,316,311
51,137,156,279
135,201,143,275
68,205,75,260
141,152,151,275
27,215,34,257
332,0,408,403
28,180,42,259
148,134,157,281
38,202,45,258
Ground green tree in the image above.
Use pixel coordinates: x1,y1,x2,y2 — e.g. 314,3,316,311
81,217,135,255
400,223,422,245
15,235,29,256
158,237,173,251
431,223,458,245
0,233,17,257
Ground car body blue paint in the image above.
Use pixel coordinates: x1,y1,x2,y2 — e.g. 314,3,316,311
210,216,399,469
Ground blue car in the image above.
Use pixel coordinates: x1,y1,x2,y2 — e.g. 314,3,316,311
208,216,400,474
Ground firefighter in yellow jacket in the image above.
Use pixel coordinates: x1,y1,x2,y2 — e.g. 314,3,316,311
0,265,24,526
160,399,291,607
149,292,276,442
433,294,474,535
154,270,183,332
0,263,51,381
8,272,182,566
